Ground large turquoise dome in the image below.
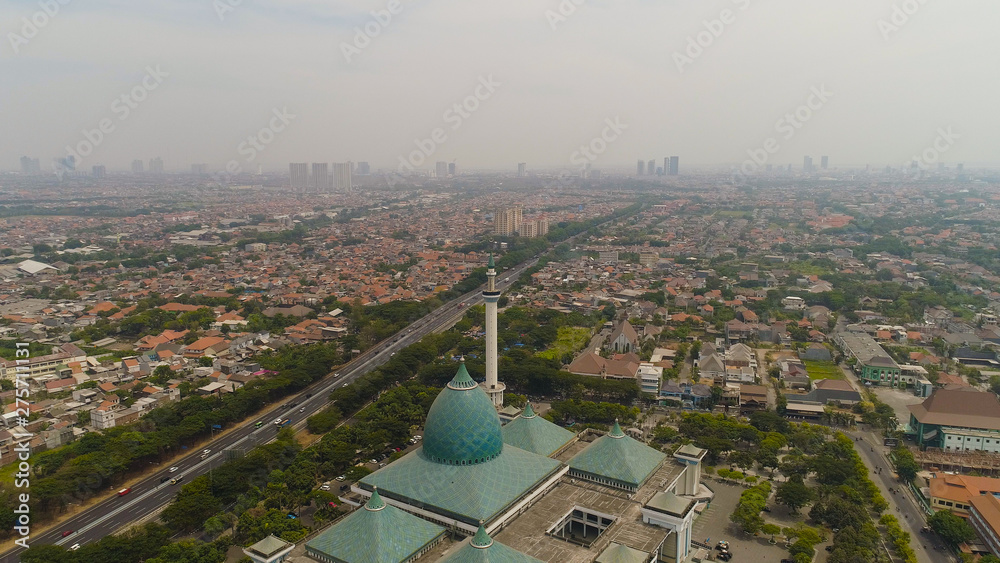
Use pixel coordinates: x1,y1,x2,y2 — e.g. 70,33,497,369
422,362,503,465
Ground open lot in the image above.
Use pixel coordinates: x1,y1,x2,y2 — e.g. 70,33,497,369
803,360,844,380
537,326,592,361
870,385,926,425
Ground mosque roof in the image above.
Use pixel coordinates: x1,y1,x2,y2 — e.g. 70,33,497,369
440,522,545,563
501,403,576,457
305,488,445,563
567,421,667,489
423,362,504,465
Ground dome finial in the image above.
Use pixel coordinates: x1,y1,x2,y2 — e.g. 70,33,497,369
609,419,625,438
365,486,386,511
447,361,478,390
521,402,536,418
471,520,494,549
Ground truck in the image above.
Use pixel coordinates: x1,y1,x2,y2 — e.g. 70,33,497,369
275,418,291,428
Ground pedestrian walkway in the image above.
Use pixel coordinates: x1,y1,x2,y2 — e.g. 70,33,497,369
692,503,719,537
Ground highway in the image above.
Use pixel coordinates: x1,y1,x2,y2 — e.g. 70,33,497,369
1,259,538,562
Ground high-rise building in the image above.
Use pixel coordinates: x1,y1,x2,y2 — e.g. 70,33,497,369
662,157,669,176
149,157,163,173
333,162,352,192
20,156,41,175
668,156,679,176
312,162,329,192
647,160,655,176
803,156,813,173
355,161,370,175
520,218,549,238
494,206,523,236
131,160,144,174
435,161,448,178
289,162,309,189
191,163,207,174
448,162,456,176
957,163,964,172
821,155,829,170
482,254,504,407
637,159,645,176
517,162,526,177
92,165,106,178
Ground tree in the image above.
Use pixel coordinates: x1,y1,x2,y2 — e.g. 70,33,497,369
929,510,975,547
893,446,919,483
762,523,781,543
776,476,814,513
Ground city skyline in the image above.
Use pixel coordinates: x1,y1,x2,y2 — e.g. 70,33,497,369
3,1,998,173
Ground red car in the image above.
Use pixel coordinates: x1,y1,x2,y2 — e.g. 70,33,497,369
61,530,74,537
117,487,131,497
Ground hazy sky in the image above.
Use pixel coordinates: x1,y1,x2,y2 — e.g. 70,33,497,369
2,0,997,173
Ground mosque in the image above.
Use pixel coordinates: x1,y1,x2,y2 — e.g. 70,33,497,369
303,256,712,563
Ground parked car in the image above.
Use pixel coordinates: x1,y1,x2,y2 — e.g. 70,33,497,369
717,552,732,562
336,475,346,481
715,541,729,550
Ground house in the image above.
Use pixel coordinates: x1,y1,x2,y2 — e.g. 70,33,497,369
790,379,861,406
782,296,806,311
928,473,1000,518
739,384,768,413
907,389,1000,451
567,353,640,380
183,336,230,358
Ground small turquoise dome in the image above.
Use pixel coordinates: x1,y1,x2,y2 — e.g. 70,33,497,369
422,362,503,465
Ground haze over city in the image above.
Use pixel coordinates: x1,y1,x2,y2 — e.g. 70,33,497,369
3,0,999,172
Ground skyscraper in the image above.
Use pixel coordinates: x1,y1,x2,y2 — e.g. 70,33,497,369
637,159,644,176
149,157,163,173
355,161,370,175
821,155,829,170
647,160,655,176
803,156,813,173
20,156,40,175
289,163,309,189
494,206,522,236
482,254,504,407
435,161,448,178
333,162,352,192
312,162,329,192
92,165,106,178
131,159,144,174
448,162,456,176
668,156,679,176
517,163,526,177
662,157,668,176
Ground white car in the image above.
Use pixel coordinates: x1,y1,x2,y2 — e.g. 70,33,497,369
70,544,81,551
168,466,179,473
320,484,331,491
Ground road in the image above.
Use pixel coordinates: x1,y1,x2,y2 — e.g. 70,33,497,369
1,259,539,561
848,430,953,563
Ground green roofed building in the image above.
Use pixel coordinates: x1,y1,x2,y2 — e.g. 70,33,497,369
359,362,565,533
440,522,544,563
305,488,445,563
594,542,650,563
501,403,576,457
567,421,668,491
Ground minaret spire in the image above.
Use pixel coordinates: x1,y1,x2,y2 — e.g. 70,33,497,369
482,253,504,407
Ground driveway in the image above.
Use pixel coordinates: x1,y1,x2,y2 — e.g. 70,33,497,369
692,480,792,562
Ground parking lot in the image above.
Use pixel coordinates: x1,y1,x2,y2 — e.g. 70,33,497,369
691,480,793,562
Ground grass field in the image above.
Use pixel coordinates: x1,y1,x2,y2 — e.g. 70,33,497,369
803,360,844,380
537,326,592,361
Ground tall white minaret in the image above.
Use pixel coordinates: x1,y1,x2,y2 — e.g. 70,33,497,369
483,253,505,407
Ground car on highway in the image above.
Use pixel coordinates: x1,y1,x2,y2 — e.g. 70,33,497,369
170,476,184,485
342,382,349,387
70,543,81,551
117,487,131,496
255,421,264,428
201,449,211,459
299,407,305,412
61,530,75,537
168,466,179,472
333,372,341,378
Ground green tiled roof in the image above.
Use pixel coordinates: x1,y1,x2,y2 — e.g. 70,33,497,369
305,488,445,563
595,542,650,563
501,403,576,457
568,423,666,489
423,362,505,465
441,522,545,563
488,253,495,269
360,444,562,527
